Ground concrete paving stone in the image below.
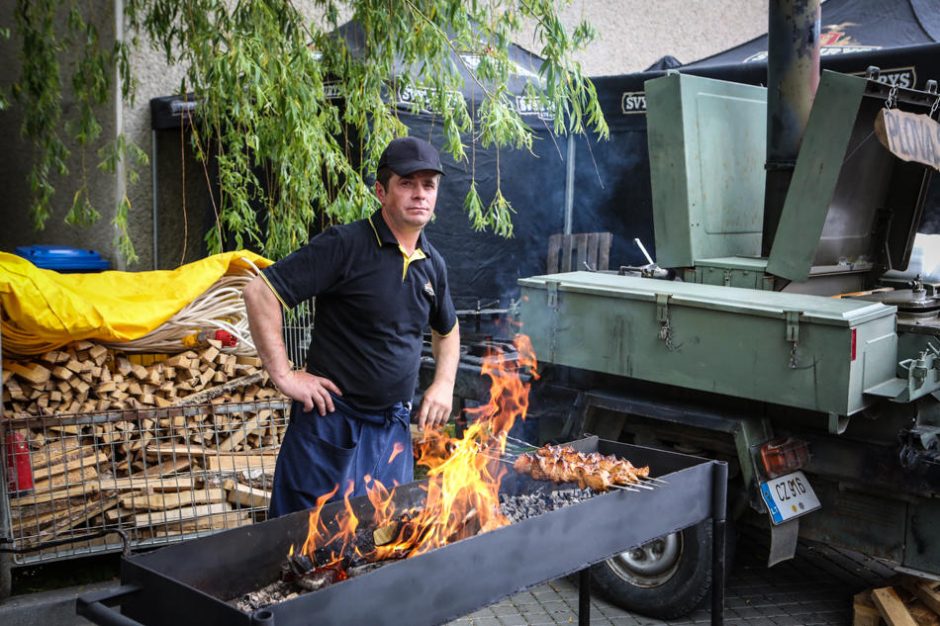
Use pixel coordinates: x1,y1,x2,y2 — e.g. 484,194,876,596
517,616,557,626
514,607,553,620
533,587,562,600
538,599,573,615
467,607,498,619
493,603,528,616
511,591,541,605
768,615,806,625
463,617,503,626
605,616,645,625
497,614,535,626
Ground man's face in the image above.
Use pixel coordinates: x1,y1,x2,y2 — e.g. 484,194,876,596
376,170,440,231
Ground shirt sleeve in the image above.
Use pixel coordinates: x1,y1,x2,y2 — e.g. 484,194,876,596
261,227,346,309
429,254,458,336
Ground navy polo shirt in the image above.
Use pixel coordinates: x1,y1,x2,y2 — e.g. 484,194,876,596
260,211,458,411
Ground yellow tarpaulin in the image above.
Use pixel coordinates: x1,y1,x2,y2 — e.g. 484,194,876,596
0,251,271,356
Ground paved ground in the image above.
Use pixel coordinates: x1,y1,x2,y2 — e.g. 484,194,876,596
447,525,895,626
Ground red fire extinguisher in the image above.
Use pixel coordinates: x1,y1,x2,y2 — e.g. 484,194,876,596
5,431,34,497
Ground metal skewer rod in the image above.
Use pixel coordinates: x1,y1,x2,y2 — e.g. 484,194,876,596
607,484,641,493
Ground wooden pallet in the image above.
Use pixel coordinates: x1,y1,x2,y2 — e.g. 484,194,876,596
854,576,940,626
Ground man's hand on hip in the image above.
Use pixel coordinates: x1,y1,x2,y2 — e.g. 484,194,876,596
273,371,342,416
417,380,453,431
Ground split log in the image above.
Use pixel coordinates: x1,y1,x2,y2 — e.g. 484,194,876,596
226,483,272,509
206,452,278,473
7,485,90,508
853,591,882,626
120,488,228,511
871,586,918,626
132,502,232,527
32,465,100,495
908,578,940,617
173,372,264,406
30,449,105,480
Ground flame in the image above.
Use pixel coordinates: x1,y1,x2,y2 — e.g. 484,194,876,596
294,334,538,569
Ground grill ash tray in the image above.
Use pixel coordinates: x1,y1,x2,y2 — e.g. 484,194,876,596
78,437,727,626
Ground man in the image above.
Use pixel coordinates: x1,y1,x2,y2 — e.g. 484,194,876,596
243,136,460,518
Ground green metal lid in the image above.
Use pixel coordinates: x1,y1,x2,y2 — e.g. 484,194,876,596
767,71,935,282
519,271,895,326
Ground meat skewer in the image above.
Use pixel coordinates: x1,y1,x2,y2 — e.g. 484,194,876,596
512,444,651,492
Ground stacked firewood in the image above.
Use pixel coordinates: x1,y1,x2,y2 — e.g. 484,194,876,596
2,340,290,548
2,340,275,417
5,405,288,546
854,575,940,626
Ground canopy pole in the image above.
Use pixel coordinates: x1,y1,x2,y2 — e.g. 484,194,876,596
564,136,576,235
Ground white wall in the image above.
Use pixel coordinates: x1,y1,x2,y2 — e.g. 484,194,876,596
518,0,767,76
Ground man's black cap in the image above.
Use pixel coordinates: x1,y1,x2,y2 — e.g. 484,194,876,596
377,137,445,177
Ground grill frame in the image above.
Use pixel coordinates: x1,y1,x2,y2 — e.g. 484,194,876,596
78,437,727,626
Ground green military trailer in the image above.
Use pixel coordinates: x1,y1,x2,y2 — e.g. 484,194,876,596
519,68,940,618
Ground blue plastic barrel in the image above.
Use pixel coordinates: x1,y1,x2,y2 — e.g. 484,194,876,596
14,245,111,273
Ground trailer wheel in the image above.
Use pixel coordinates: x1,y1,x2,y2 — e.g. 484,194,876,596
590,520,717,619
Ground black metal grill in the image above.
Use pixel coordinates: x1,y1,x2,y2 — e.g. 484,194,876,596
77,437,727,626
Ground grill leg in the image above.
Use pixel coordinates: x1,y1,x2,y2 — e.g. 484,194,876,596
711,461,728,626
578,568,591,626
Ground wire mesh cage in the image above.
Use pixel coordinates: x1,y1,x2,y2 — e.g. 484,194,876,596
1,400,289,565
0,298,312,572
282,299,314,370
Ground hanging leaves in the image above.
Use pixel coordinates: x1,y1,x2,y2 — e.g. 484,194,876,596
10,0,608,263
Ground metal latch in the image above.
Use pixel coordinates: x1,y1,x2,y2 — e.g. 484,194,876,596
785,311,801,368
547,281,559,309
656,293,676,350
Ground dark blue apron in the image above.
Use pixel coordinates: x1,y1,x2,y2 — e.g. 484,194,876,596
268,394,413,518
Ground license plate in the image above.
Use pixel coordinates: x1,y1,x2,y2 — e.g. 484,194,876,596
759,471,821,525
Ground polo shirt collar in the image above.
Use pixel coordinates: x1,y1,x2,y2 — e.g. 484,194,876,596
368,210,429,252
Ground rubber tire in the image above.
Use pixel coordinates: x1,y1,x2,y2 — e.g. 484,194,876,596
590,520,718,620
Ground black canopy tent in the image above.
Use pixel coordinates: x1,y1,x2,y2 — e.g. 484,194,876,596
685,0,940,66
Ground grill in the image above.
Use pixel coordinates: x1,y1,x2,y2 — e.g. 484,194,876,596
78,437,727,626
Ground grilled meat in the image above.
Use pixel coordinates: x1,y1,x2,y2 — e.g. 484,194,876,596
513,444,649,491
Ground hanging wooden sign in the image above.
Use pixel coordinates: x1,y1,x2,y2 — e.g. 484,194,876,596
874,108,940,171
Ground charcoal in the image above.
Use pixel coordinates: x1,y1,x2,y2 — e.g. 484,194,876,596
499,487,595,524
235,580,299,612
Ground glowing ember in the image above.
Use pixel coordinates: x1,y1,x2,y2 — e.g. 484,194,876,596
290,334,539,569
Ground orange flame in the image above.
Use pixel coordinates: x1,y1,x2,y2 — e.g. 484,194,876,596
295,334,538,569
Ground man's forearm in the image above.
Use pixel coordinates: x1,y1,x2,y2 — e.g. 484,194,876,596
431,325,460,387
243,276,293,383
